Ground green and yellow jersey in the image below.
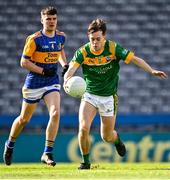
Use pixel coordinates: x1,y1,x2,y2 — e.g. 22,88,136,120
70,40,134,96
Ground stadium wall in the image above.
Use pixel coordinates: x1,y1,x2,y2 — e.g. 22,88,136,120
1,114,170,163
0,114,170,128
0,133,170,163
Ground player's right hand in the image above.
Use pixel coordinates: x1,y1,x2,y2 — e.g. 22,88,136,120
151,70,168,79
62,64,69,77
42,68,56,77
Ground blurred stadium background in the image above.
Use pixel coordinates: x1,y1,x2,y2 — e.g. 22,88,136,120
0,0,170,163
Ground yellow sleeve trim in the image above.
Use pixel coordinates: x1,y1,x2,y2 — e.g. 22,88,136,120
80,46,87,60
70,61,81,68
125,52,134,64
109,40,115,56
22,36,36,57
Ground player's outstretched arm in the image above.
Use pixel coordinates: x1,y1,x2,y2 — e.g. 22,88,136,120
131,56,168,79
64,63,78,82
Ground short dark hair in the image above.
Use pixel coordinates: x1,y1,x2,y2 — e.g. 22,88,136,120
41,6,58,16
88,19,106,35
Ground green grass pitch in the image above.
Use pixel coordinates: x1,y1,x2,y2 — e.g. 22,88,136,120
0,162,170,179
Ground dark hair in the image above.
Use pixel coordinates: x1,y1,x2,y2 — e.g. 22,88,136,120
88,19,106,35
41,6,58,16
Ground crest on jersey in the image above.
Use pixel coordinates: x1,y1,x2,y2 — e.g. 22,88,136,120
57,43,62,50
106,56,111,61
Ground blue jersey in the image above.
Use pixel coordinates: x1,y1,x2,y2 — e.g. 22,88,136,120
21,30,65,89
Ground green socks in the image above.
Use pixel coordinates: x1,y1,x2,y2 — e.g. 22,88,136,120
82,154,90,164
114,136,120,145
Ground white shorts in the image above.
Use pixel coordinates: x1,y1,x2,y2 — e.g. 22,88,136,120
82,92,115,116
22,84,61,103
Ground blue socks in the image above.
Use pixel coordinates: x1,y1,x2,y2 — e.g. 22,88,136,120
44,146,53,154
6,140,15,148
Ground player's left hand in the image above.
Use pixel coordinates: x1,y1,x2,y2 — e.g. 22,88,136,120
42,68,56,77
152,70,168,79
62,64,69,77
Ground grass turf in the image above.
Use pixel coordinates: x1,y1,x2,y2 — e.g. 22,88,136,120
0,162,170,179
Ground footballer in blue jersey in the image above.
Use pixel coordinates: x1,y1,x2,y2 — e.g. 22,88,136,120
22,30,65,89
3,6,69,166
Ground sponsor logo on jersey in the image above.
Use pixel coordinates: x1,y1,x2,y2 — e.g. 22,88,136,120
88,59,95,64
44,53,59,63
89,64,113,74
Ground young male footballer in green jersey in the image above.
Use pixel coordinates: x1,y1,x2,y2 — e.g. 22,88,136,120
64,19,167,169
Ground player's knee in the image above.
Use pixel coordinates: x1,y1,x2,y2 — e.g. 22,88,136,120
18,116,30,126
49,109,60,119
101,133,112,142
79,127,89,138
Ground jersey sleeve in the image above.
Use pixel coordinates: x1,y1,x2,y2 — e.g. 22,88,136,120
21,36,36,60
56,31,66,49
60,34,66,49
115,43,134,64
70,48,84,67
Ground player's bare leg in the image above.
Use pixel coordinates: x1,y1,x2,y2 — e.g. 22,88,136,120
78,101,96,169
3,102,37,165
100,116,126,157
41,92,60,166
